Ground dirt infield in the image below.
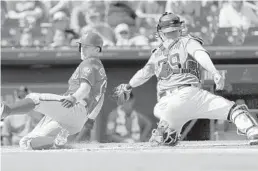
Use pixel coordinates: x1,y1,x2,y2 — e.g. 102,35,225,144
1,141,258,171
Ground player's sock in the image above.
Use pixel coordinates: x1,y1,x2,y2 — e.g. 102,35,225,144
2,99,36,118
30,136,56,150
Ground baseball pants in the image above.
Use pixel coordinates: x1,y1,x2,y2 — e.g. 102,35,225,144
154,86,235,133
19,93,88,149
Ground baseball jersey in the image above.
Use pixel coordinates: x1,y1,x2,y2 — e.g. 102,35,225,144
65,57,107,113
129,34,206,98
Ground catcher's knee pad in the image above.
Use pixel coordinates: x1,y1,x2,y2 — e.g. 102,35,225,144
25,93,41,105
150,120,180,146
228,104,258,135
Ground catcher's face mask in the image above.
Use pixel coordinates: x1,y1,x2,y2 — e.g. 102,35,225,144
157,12,184,42
159,29,181,42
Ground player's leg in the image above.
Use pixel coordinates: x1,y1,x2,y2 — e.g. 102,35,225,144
1,98,36,118
150,88,195,146
19,116,68,150
2,92,87,135
36,100,87,135
194,88,258,145
0,93,62,119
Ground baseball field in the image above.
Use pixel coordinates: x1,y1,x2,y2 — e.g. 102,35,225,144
1,140,258,171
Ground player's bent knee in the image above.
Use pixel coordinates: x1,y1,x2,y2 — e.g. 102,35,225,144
25,93,41,105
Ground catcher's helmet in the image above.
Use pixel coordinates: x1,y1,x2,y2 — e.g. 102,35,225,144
157,12,184,33
78,31,103,52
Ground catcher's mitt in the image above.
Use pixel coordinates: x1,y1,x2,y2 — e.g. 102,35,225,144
113,84,132,105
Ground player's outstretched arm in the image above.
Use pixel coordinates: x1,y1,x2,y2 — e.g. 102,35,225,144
128,63,155,88
125,52,156,90
73,82,91,102
186,39,224,90
113,56,155,104
187,39,218,75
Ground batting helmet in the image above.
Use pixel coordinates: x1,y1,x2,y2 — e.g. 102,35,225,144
78,31,103,52
157,12,184,33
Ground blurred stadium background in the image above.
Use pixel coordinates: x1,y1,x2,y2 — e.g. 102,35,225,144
1,0,258,145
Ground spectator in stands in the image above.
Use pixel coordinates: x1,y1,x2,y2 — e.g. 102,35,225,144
20,28,33,47
49,11,71,48
43,0,71,18
219,1,258,30
166,0,201,26
70,1,107,34
52,11,69,31
106,93,152,143
115,23,149,47
80,8,116,47
136,0,165,29
1,86,43,146
115,23,131,46
106,1,137,28
6,0,46,26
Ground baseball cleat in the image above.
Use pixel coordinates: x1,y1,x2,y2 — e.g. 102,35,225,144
248,134,258,145
54,128,70,148
149,128,164,146
149,120,170,146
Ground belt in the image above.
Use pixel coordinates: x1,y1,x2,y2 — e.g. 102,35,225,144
159,84,192,98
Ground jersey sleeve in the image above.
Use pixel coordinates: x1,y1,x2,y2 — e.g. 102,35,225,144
185,35,209,57
186,39,208,57
79,62,96,86
129,52,155,88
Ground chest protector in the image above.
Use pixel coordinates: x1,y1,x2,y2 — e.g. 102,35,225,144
154,34,203,81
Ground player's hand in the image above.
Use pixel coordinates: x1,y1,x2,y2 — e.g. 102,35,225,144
113,84,132,105
213,73,225,90
61,95,77,108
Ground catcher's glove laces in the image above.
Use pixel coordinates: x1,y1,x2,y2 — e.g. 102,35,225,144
112,84,132,105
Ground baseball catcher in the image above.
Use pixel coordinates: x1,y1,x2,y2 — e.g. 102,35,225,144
113,12,258,146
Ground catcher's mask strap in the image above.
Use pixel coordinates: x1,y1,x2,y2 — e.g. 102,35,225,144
160,27,181,33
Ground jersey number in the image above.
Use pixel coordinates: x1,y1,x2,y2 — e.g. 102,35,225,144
158,53,180,79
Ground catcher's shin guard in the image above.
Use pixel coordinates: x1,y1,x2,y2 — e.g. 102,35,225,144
149,120,180,146
228,104,258,145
